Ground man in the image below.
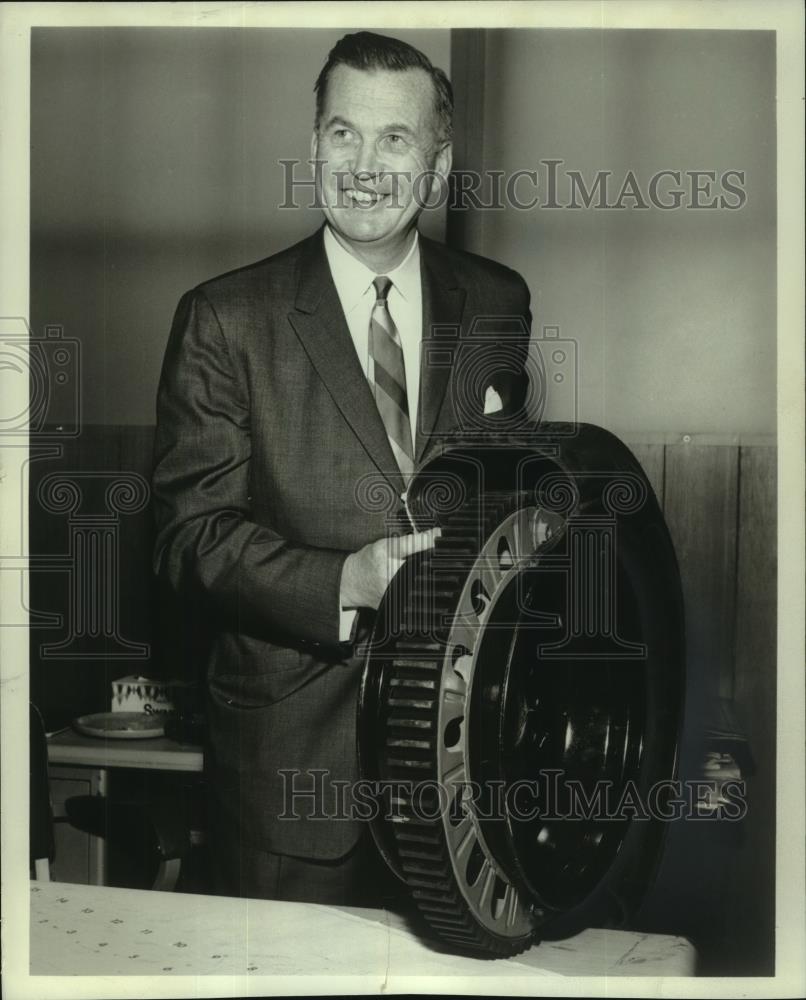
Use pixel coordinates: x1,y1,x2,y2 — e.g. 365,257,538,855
152,31,532,906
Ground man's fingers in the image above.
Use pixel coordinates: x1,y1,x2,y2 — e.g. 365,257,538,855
389,527,441,560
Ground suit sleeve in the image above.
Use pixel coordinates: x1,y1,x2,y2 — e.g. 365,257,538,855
151,288,348,649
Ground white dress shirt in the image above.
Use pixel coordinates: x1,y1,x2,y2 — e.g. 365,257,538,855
323,224,422,445
323,225,423,641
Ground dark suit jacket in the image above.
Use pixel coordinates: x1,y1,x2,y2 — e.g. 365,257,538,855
152,224,531,859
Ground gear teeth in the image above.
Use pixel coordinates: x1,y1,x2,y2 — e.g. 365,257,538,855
387,697,433,709
388,678,437,690
368,494,536,958
395,831,441,844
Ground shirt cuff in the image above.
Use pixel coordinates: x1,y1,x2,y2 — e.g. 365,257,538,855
339,607,359,643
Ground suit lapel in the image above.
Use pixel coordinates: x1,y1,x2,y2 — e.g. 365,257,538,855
416,238,467,463
287,228,406,495
287,228,467,489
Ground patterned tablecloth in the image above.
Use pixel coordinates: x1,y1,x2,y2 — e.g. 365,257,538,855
30,881,696,979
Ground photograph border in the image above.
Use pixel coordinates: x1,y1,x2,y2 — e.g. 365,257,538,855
1,2,803,997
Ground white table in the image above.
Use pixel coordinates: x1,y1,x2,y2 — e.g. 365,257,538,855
47,729,203,772
46,730,204,885
30,880,696,979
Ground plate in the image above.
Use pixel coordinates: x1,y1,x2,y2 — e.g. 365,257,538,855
72,712,166,740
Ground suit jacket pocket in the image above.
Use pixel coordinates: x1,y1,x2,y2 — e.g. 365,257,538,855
209,636,332,708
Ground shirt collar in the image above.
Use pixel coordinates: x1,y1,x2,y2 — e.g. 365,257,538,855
323,225,421,313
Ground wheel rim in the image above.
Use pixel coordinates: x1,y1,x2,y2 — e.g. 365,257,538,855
358,442,683,957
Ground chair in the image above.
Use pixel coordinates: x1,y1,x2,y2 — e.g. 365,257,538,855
31,699,189,890
63,791,189,891
29,702,55,880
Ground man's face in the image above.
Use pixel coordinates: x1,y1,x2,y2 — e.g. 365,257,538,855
311,65,452,252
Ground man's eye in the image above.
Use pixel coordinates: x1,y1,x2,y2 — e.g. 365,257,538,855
331,129,354,144
381,133,408,150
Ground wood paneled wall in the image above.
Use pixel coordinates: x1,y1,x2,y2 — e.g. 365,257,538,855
624,432,777,972
624,434,777,712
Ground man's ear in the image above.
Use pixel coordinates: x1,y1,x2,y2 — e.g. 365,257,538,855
425,141,452,209
435,141,453,183
310,128,319,164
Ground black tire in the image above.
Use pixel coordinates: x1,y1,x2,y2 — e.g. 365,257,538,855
358,425,685,956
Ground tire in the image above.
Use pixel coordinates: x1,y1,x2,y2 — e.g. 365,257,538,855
358,425,685,956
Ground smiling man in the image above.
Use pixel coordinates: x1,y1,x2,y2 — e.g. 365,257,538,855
152,31,532,906
311,50,452,271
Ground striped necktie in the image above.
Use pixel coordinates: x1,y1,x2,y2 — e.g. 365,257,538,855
368,275,415,484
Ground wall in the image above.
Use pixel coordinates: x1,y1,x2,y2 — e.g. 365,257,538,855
32,28,775,437
475,29,776,437
30,27,450,426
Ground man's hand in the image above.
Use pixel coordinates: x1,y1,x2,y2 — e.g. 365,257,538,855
340,528,442,610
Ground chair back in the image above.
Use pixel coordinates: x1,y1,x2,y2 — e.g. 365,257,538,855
30,702,54,878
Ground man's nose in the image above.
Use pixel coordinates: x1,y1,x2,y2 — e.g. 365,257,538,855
350,142,381,182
